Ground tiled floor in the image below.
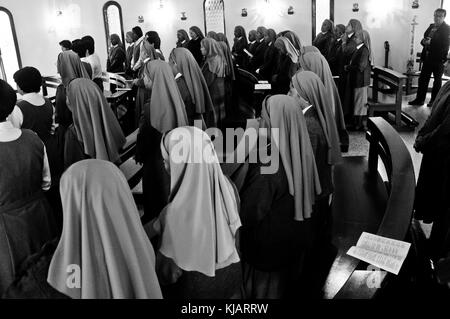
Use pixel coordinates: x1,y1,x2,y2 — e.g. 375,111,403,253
345,92,435,237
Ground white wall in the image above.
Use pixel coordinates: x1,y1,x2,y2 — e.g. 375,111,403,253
334,0,441,72
0,0,443,78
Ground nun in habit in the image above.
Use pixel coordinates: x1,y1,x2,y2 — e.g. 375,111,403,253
299,50,350,152
215,33,236,119
63,78,126,170
312,19,336,59
169,47,216,128
132,41,159,128
151,126,242,299
106,33,126,73
232,25,248,68
290,70,342,245
3,160,163,299
414,81,450,260
200,38,227,127
187,26,205,66
135,60,189,224
239,95,322,299
176,29,190,49
272,37,301,95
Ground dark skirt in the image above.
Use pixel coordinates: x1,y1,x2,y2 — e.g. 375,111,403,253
135,87,150,128
0,192,55,295
162,262,242,299
136,123,170,224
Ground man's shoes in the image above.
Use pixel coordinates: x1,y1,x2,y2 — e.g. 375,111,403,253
408,99,425,106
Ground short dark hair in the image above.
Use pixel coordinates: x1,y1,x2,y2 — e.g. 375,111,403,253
0,80,17,121
13,67,42,93
132,26,143,39
59,40,72,50
82,35,95,54
72,39,86,58
435,8,447,17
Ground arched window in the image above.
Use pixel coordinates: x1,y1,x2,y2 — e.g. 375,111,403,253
0,7,21,87
203,0,226,36
103,1,125,51
312,0,335,42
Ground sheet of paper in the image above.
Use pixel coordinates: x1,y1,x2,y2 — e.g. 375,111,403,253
346,232,411,275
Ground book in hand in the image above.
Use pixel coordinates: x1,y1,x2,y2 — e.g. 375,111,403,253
346,232,411,275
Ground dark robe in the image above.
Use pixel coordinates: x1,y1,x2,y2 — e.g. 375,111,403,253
271,55,300,95
175,75,205,126
187,37,203,66
414,85,450,260
232,37,248,68
202,67,226,126
239,153,314,298
313,32,335,59
125,45,134,77
63,125,90,170
2,239,69,299
82,62,93,79
327,38,343,76
249,40,267,73
135,105,170,225
107,45,126,73
258,43,279,82
339,34,358,118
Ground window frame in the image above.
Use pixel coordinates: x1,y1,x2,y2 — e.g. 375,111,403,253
311,0,335,42
0,6,22,76
102,1,125,52
203,0,227,37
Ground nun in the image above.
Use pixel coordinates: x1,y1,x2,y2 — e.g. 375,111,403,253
176,29,190,48
299,48,350,152
272,37,301,94
150,126,242,299
3,160,163,299
239,95,322,298
135,60,189,224
63,78,126,169
232,25,248,68
313,19,336,59
200,38,227,127
187,26,205,66
106,34,126,73
169,47,216,128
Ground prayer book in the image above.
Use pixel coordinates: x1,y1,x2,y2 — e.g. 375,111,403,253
255,82,271,90
244,49,253,58
346,232,411,275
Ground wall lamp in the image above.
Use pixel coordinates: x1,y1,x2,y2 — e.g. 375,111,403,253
352,3,359,12
288,6,294,15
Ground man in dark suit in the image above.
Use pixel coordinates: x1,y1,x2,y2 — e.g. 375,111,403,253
409,8,450,107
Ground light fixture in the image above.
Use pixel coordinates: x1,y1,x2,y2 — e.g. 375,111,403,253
352,3,359,12
412,0,419,9
181,12,187,21
241,8,248,17
138,15,144,23
288,6,294,15
56,10,63,16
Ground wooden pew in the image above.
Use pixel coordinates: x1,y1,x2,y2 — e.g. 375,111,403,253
323,117,416,299
118,128,143,201
368,66,408,127
41,75,62,103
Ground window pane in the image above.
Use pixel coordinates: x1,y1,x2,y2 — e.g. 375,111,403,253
106,5,123,44
0,10,20,87
316,0,331,37
204,0,225,34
